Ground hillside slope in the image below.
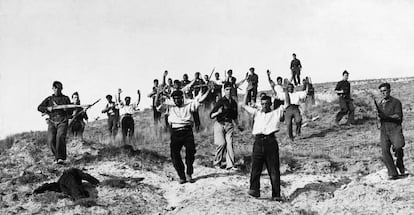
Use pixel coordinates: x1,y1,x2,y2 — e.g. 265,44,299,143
1,77,413,215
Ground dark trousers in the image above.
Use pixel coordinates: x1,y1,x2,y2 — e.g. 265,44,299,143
107,115,119,137
170,127,196,180
285,105,302,139
152,106,161,124
250,134,281,197
335,97,355,124
47,121,68,160
164,114,171,132
291,70,301,86
121,116,134,142
70,120,85,137
246,88,258,105
380,123,405,176
192,110,201,131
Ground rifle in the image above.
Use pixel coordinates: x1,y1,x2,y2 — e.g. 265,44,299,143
41,104,91,117
208,67,215,80
67,98,101,127
363,89,381,129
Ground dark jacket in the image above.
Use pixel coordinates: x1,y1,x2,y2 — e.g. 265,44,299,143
33,168,99,200
38,94,72,119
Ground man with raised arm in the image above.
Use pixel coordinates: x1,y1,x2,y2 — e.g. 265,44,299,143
156,85,212,184
270,76,308,141
117,89,141,144
38,81,72,164
148,78,162,124
241,85,289,201
225,69,247,102
267,70,285,109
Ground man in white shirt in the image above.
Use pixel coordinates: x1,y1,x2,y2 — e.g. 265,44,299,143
212,72,224,100
118,89,141,144
241,91,289,202
157,87,211,184
266,70,285,109
273,82,308,141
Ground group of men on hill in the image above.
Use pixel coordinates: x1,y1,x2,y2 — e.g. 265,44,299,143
37,53,408,202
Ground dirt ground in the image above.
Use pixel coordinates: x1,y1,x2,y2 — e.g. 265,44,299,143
1,77,413,215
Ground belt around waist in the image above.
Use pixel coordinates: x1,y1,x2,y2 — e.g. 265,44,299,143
286,104,300,109
172,125,192,131
255,132,275,138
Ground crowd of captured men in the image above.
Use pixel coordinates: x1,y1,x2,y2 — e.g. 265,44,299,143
37,53,407,201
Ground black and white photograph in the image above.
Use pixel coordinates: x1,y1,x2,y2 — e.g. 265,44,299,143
0,0,413,214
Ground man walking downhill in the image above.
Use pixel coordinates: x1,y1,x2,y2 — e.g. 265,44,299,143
334,70,355,126
374,83,407,180
102,94,119,138
245,67,259,105
272,79,308,142
117,89,141,144
156,86,212,184
290,53,302,86
210,82,242,170
242,89,289,202
38,81,72,165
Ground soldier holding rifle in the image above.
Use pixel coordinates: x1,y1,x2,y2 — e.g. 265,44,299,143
369,83,407,180
38,81,72,164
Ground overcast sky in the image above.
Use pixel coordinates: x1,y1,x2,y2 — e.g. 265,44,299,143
1,0,413,138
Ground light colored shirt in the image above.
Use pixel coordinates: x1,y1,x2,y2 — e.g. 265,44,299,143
274,85,284,98
244,106,285,135
276,91,307,106
119,103,138,117
163,99,201,128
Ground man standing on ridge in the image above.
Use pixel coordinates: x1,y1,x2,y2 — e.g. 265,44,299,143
156,85,212,184
38,81,72,165
290,53,302,86
334,70,355,126
245,67,259,105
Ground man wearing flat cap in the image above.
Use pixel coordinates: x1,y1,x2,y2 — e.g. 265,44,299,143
38,81,72,165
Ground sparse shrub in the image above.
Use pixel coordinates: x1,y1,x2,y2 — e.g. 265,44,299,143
0,135,15,153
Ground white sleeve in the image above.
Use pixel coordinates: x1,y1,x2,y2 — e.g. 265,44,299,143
164,99,175,106
189,99,201,112
243,105,258,115
275,92,285,101
297,91,307,100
